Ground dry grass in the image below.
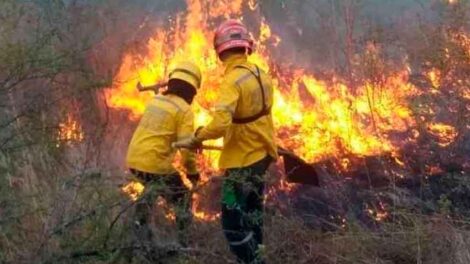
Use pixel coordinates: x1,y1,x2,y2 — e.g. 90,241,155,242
114,208,470,264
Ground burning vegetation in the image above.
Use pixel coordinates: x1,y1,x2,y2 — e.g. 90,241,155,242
106,2,416,163
110,0,469,227
56,114,84,147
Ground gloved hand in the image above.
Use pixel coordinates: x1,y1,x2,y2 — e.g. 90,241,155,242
172,136,202,150
187,173,200,186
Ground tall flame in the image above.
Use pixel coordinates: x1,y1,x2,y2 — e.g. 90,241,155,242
106,0,418,164
110,0,426,220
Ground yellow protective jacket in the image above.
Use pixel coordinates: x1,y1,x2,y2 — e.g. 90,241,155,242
196,53,278,169
126,94,197,175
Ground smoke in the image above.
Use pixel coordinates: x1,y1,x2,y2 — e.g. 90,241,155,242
259,0,446,74
26,0,463,79
26,0,468,80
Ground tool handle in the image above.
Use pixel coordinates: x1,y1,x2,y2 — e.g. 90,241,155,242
171,142,223,151
137,81,168,93
198,145,224,151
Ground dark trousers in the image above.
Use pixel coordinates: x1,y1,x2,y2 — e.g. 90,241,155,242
132,172,192,245
221,156,272,264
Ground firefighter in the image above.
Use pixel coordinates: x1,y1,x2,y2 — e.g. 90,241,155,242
126,61,201,249
175,20,278,264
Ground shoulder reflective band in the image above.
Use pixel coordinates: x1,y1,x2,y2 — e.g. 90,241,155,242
169,68,201,88
232,65,271,124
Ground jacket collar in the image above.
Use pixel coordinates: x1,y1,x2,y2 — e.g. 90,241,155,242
223,53,248,74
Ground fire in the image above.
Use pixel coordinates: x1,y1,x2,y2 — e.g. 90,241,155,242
272,70,416,162
427,68,441,91
278,179,296,193
121,179,220,221
259,18,281,46
121,180,144,201
427,122,458,147
106,0,417,164
109,0,421,219
192,192,221,221
366,202,389,222
157,198,177,221
56,114,84,147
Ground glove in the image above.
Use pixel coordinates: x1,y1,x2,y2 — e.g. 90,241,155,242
187,173,200,186
172,136,202,150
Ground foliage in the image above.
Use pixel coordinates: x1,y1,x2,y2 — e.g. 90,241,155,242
0,0,469,263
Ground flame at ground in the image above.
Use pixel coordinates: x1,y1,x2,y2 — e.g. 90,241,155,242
121,181,145,201
427,122,458,147
56,114,84,147
110,0,420,220
121,179,220,222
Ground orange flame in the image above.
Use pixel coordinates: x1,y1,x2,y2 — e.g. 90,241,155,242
56,114,84,147
121,181,145,201
120,179,219,221
106,0,417,164
157,197,177,221
427,122,458,147
110,0,420,220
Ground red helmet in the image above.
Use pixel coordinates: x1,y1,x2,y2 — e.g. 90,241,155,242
213,19,254,57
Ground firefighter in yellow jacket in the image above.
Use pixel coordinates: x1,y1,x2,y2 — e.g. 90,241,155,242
175,20,277,264
126,61,201,247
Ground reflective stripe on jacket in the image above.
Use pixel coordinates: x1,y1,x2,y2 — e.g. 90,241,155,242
196,53,278,169
126,94,197,175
